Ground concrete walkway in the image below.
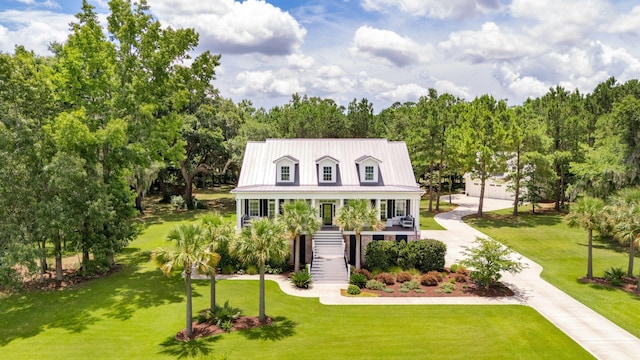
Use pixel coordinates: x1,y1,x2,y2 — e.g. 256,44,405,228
219,195,640,359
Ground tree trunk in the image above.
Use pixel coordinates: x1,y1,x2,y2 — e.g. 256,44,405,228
355,232,361,270
135,191,144,214
628,241,635,277
184,175,194,210
554,166,561,212
294,235,300,272
513,151,521,216
427,166,434,212
587,229,593,279
185,272,193,338
82,248,90,273
55,235,63,281
448,173,453,204
210,272,216,314
436,141,445,211
478,176,486,217
259,262,266,322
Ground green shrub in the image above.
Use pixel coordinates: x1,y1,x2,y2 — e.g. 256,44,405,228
220,320,234,332
603,267,625,286
353,268,372,280
246,265,258,275
170,195,186,209
266,258,289,274
388,265,403,274
398,287,410,293
349,272,368,288
441,282,455,293
427,270,443,282
375,272,396,285
347,284,361,295
83,258,111,277
449,264,460,273
414,289,425,293
365,279,387,290
364,240,399,271
461,237,523,289
401,280,420,290
420,273,438,286
398,239,446,272
290,270,313,288
221,265,235,275
383,288,395,293
396,271,412,283
213,301,242,324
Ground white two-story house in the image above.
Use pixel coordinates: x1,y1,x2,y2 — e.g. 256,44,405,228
231,138,424,270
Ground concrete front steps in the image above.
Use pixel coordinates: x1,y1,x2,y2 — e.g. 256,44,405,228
310,231,348,284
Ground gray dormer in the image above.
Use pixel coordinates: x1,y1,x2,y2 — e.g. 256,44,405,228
355,155,382,185
274,155,299,185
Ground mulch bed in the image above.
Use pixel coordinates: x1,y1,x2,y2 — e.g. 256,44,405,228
578,276,639,295
175,316,272,341
20,265,123,292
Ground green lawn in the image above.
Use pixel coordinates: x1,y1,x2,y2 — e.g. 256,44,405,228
465,207,640,338
0,209,592,359
420,198,457,230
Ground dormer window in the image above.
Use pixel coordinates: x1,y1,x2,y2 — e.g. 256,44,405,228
281,166,290,181
356,155,382,184
274,155,298,184
316,155,339,184
365,166,374,181
323,166,333,181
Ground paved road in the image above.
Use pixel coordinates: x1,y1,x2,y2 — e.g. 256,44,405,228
220,195,640,359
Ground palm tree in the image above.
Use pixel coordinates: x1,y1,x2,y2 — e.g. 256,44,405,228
201,213,234,313
336,199,378,270
566,196,604,279
607,188,640,277
283,200,321,272
152,223,215,338
234,217,289,322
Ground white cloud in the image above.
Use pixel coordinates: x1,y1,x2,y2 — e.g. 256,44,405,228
361,0,504,19
357,71,395,93
378,83,430,103
147,0,306,55
434,80,471,100
16,0,60,9
510,0,611,44
352,25,429,67
495,65,549,100
232,70,305,97
287,53,315,69
439,22,539,62
0,10,72,54
606,5,640,35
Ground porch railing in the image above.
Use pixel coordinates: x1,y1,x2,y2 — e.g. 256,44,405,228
343,240,350,282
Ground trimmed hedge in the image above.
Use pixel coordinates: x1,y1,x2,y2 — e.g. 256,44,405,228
364,239,446,273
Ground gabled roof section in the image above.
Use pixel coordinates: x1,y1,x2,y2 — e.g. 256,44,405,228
355,155,382,164
315,155,339,164
273,155,299,164
233,139,421,193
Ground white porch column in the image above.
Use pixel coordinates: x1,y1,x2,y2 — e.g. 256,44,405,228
235,198,242,230
275,198,280,218
375,198,381,221
413,197,420,229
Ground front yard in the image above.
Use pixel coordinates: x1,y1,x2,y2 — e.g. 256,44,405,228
0,207,591,359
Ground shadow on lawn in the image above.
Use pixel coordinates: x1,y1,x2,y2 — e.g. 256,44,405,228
158,335,222,359
465,213,562,229
0,247,186,346
240,316,297,341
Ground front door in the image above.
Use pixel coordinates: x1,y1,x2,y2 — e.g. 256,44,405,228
322,203,333,226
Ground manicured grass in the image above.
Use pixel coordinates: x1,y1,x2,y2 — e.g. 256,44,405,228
0,209,592,359
420,198,457,230
465,207,640,338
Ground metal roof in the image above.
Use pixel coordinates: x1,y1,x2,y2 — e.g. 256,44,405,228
233,139,422,194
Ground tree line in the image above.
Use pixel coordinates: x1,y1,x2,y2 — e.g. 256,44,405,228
2,0,640,290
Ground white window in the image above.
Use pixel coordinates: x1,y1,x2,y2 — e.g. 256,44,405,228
323,166,332,181
280,166,290,181
365,166,374,181
268,200,275,218
380,201,387,220
249,199,259,217
395,199,406,217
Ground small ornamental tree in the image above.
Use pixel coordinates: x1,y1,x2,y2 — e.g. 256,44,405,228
461,237,524,289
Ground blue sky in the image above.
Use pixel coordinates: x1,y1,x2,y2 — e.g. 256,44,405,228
1,0,639,112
